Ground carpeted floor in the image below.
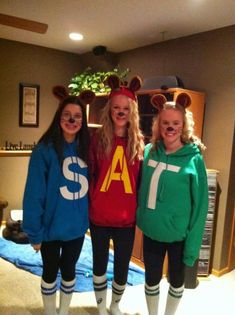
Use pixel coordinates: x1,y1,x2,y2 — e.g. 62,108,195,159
0,256,146,315
1,256,235,315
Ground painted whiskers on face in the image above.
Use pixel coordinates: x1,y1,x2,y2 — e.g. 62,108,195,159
60,103,83,142
111,105,130,118
61,112,83,124
159,108,184,152
161,125,182,135
110,95,131,136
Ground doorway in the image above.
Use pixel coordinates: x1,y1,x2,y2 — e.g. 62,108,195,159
228,126,235,270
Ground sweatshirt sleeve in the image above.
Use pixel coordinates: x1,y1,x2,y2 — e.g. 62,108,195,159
22,145,49,244
183,154,209,267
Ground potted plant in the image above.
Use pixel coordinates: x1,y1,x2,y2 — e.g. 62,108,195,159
69,67,130,95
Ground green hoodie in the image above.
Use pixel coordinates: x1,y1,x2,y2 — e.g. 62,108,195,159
137,141,208,267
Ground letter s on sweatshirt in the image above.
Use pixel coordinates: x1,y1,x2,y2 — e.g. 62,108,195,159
60,156,88,200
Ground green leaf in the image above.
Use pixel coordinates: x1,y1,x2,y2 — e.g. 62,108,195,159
91,83,98,89
69,67,130,94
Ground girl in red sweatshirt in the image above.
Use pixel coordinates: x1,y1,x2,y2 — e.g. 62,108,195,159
89,75,144,315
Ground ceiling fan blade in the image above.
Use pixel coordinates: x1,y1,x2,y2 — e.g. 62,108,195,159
0,13,48,34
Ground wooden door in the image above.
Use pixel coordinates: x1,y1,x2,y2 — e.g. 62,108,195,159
228,208,235,270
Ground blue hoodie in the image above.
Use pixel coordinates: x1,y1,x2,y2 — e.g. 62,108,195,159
23,141,89,244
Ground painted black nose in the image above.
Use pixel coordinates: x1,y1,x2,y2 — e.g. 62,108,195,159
167,126,174,131
117,112,125,117
69,118,75,123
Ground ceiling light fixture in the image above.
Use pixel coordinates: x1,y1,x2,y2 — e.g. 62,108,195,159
69,32,83,41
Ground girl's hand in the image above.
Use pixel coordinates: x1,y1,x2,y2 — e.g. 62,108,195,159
31,243,41,253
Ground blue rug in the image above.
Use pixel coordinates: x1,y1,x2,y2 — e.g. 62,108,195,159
0,236,145,292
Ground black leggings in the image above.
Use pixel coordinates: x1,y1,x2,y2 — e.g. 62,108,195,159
40,236,84,283
143,235,185,288
90,223,135,285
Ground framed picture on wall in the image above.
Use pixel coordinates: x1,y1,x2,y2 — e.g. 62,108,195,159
19,83,40,127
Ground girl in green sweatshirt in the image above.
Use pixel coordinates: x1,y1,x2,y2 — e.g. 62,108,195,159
137,93,208,315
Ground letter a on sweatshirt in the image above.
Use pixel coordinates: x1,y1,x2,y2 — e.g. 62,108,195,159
100,146,132,193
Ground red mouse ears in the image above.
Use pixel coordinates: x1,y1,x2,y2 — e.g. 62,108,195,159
52,85,96,105
107,75,142,101
151,92,191,111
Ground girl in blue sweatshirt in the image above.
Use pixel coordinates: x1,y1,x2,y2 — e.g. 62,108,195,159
137,93,208,315
23,86,95,315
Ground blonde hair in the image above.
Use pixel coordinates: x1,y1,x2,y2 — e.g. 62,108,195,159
151,102,206,151
96,97,144,163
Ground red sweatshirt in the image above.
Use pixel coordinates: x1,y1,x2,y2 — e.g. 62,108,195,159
89,134,141,227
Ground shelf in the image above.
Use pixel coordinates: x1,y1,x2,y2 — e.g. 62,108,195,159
88,123,102,128
0,150,32,157
197,169,219,276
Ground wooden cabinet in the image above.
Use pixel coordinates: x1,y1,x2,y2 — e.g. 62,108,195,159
132,226,144,261
87,94,107,126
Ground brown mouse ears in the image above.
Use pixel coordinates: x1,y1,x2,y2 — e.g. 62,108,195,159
151,92,191,111
107,75,142,101
52,85,95,105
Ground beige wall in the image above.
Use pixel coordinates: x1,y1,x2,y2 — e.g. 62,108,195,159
0,38,82,217
0,39,81,147
0,156,30,214
117,26,235,271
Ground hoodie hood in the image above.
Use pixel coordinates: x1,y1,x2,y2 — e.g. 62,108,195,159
157,140,201,157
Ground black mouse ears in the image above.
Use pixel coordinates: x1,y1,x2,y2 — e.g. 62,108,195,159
106,75,142,101
52,85,96,105
151,92,191,111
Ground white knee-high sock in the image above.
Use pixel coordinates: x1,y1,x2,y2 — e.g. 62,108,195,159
41,279,57,315
93,274,109,315
58,278,76,315
164,284,184,315
110,280,125,315
145,283,160,315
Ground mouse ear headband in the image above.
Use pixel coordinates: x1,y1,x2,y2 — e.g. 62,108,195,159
52,85,96,105
151,92,191,111
107,75,142,101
